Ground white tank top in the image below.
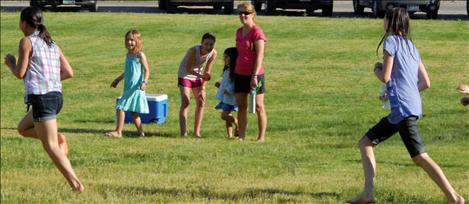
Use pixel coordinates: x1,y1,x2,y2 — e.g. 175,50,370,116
178,45,214,80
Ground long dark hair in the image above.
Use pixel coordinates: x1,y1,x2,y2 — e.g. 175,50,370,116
224,47,237,81
376,8,411,56
21,7,53,46
201,32,216,43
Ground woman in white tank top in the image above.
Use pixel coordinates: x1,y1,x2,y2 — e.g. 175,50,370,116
178,33,217,138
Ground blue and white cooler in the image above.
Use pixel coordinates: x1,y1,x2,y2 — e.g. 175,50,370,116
116,94,168,124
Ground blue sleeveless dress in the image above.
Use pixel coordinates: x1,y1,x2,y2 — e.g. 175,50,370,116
116,53,149,113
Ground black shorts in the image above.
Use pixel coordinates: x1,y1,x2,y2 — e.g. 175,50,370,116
234,73,266,94
28,91,63,122
365,116,426,158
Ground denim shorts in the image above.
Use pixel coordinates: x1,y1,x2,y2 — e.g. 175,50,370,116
365,116,426,157
215,101,238,112
234,73,266,94
28,91,63,122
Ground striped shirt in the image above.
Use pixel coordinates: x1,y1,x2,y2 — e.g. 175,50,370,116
24,31,62,97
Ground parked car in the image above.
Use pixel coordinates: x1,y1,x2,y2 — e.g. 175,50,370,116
251,0,333,16
158,0,234,14
30,0,98,12
352,0,439,19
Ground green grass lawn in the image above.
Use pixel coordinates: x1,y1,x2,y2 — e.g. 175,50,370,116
1,12,468,203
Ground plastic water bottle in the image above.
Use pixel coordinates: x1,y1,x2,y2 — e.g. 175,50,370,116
248,89,256,113
379,84,390,109
248,81,262,113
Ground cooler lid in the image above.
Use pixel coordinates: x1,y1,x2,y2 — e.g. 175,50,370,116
146,94,168,101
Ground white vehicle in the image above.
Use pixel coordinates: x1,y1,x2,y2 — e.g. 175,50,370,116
158,0,234,14
352,0,439,19
251,0,333,16
30,0,98,12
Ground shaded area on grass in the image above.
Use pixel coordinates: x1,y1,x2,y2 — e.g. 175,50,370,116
59,127,174,138
97,184,342,202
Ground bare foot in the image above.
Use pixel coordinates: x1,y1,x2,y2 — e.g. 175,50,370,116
257,136,265,142
193,134,202,139
457,84,469,94
451,195,465,204
105,131,122,138
181,132,188,138
57,133,69,155
346,193,375,204
139,132,145,137
72,181,85,193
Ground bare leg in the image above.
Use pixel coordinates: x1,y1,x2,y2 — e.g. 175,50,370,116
192,87,205,138
17,111,39,139
106,109,124,138
221,111,237,138
34,119,84,193
18,111,68,154
179,86,191,137
236,93,248,140
412,153,465,204
255,93,267,141
131,112,144,136
347,136,376,204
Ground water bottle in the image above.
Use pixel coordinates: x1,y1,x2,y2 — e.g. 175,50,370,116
379,84,390,109
248,89,256,113
248,81,262,113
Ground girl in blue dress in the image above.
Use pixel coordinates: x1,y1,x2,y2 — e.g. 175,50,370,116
106,30,150,138
214,47,239,138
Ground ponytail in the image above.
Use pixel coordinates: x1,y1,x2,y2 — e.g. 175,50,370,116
21,7,54,47
376,35,385,57
37,24,53,46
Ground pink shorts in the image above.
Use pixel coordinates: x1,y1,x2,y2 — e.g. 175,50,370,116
178,78,203,88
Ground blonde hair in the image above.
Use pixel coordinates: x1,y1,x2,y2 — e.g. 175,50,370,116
125,30,143,52
238,2,256,18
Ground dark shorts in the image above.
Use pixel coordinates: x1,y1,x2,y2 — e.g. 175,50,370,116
366,116,426,157
178,77,203,88
234,73,266,94
28,91,63,122
215,101,238,112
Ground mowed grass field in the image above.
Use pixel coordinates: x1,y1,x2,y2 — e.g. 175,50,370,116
1,12,468,203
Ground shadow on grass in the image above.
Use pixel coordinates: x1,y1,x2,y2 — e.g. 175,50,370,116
59,128,175,138
74,119,115,124
346,159,467,169
97,184,341,201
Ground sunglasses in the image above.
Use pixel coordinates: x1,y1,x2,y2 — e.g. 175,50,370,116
238,11,252,16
